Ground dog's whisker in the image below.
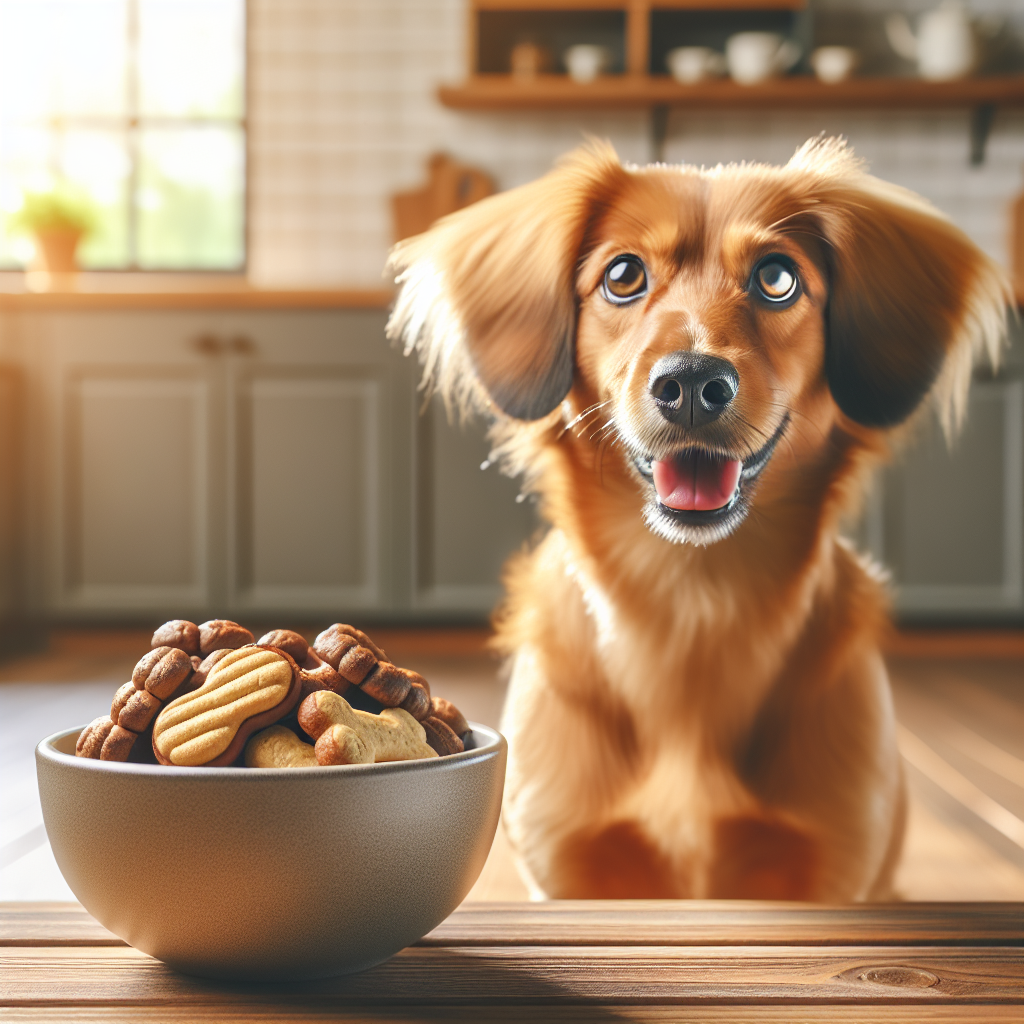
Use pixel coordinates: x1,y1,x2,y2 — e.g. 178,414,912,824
560,400,613,440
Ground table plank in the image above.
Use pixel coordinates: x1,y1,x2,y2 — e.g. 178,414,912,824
4,902,1022,948
3,1006,1023,1023
421,902,1024,948
3,945,1021,1006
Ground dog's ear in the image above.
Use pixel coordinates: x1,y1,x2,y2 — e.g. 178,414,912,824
388,142,628,420
788,138,1008,433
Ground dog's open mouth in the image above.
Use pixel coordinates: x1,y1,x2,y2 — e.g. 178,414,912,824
634,415,789,543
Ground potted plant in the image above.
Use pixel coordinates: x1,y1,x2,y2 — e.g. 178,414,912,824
8,185,98,287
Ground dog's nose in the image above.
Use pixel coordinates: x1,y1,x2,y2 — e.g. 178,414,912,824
648,352,739,427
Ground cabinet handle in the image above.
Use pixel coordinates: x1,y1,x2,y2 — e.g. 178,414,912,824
192,333,222,356
229,335,257,355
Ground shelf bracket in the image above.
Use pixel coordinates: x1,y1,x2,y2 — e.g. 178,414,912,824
969,103,996,166
650,104,669,164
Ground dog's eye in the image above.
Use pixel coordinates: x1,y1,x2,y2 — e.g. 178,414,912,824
752,256,799,305
603,256,647,304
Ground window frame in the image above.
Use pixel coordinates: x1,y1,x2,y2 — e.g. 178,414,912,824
0,0,248,274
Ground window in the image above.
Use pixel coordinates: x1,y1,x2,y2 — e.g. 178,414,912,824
0,0,245,270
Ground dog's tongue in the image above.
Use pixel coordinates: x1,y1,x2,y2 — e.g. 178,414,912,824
652,453,742,511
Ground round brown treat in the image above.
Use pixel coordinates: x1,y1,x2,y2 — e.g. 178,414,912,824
133,646,193,700
399,679,431,720
111,681,137,722
100,724,138,762
151,620,200,657
117,689,163,733
314,624,388,666
405,669,430,698
360,661,412,707
190,655,202,672
421,716,464,757
191,648,233,689
429,696,469,738
76,716,115,759
298,648,348,701
198,619,254,657
257,629,309,662
336,644,378,684
312,627,359,670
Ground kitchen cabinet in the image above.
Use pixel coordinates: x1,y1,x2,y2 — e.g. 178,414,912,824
0,297,530,623
0,293,1018,625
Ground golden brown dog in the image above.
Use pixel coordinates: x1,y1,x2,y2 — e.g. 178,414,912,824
388,138,1008,901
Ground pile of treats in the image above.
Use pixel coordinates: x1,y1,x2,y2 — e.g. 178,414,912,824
76,620,470,769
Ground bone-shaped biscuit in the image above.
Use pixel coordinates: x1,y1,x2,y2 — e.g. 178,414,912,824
152,646,300,767
297,690,438,765
244,725,318,768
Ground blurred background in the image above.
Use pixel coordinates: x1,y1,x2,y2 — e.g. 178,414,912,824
0,0,1020,902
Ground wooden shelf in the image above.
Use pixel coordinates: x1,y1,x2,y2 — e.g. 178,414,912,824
440,72,1024,111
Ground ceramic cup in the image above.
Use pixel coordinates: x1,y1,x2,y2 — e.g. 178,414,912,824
810,45,859,84
725,32,801,85
564,44,609,83
666,46,726,84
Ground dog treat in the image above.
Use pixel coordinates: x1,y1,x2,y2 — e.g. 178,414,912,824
152,645,301,767
114,687,162,733
257,629,310,663
133,646,194,700
359,661,413,706
314,623,388,667
244,725,319,768
198,619,255,657
76,716,117,759
191,648,233,689
421,715,465,756
399,678,432,720
151,619,201,658
298,647,347,701
297,690,437,765
75,617,468,770
429,696,470,739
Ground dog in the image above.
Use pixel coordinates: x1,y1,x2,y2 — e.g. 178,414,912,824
387,138,1008,901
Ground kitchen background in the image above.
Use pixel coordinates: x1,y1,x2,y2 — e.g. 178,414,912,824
0,0,1021,903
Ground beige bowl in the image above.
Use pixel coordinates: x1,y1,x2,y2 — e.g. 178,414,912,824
36,723,505,981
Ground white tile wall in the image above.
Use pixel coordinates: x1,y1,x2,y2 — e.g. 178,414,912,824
247,0,1024,287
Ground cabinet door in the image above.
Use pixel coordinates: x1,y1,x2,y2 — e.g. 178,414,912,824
13,310,220,617
867,375,1023,621
219,310,399,615
412,396,536,614
63,370,213,610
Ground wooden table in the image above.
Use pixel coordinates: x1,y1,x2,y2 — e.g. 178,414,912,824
2,901,1021,1022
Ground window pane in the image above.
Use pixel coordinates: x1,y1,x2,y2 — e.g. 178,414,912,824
0,125,51,266
63,131,130,267
0,127,130,267
136,126,244,269
0,0,128,120
138,0,244,118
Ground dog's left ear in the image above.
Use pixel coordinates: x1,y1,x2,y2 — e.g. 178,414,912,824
789,139,1009,432
388,143,628,420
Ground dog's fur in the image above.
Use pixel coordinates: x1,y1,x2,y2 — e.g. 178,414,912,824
388,138,1009,901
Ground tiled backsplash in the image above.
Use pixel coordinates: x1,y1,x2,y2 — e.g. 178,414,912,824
247,0,1024,288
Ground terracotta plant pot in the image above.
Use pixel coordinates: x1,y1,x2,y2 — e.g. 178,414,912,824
33,228,82,273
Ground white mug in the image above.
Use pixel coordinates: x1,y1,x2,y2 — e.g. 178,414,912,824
666,46,726,84
564,44,608,84
726,32,801,85
810,46,859,84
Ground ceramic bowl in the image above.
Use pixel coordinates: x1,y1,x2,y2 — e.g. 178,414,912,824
36,723,506,981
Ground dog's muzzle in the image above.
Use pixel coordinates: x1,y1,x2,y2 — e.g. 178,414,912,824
634,414,789,544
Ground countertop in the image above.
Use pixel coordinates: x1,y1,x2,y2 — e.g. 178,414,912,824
0,274,394,310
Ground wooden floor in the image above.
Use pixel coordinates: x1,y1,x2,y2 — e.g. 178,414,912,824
1,628,1021,903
